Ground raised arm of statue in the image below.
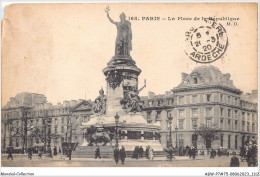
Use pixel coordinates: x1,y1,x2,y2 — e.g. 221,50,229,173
107,13,116,25
105,6,116,25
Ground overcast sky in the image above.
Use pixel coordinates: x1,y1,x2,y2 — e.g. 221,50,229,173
2,3,257,106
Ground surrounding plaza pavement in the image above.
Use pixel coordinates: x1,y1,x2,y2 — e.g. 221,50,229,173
1,154,249,167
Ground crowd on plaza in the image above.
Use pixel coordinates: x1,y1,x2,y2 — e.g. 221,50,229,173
239,139,258,167
131,146,154,160
5,139,258,167
94,145,154,165
113,146,126,165
164,145,197,161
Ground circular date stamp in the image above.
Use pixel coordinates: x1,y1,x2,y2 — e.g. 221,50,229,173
185,19,228,63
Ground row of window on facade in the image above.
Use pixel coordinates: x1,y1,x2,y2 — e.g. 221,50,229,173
7,115,91,134
219,119,256,132
181,107,255,121
2,107,72,119
146,107,255,121
220,134,255,149
2,110,21,119
28,108,71,117
220,108,256,121
12,135,81,148
167,133,254,149
144,93,244,108
146,108,256,132
165,117,256,132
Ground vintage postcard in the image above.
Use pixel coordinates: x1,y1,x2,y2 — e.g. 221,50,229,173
1,1,259,176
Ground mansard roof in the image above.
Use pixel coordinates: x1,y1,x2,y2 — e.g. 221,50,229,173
2,92,47,109
173,65,242,94
71,100,93,112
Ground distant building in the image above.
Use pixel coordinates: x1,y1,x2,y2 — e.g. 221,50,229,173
1,66,258,153
141,66,258,151
1,92,93,152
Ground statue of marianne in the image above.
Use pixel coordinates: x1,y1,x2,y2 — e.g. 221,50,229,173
105,7,132,56
93,87,106,114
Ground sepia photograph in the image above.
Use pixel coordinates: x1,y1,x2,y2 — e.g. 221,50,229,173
0,1,259,175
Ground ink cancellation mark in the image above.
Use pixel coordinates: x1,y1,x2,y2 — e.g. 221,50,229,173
185,20,228,63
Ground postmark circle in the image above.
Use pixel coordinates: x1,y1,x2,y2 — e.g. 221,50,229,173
185,20,228,63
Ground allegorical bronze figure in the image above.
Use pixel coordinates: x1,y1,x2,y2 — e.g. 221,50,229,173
105,6,132,56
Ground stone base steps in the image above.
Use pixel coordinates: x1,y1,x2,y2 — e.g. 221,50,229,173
72,146,167,158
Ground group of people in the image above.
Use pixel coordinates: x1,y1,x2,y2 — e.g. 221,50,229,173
6,145,71,161
242,140,258,167
230,139,258,167
113,146,126,165
132,146,144,159
132,146,154,159
6,146,43,160
165,145,197,160
53,146,62,156
94,145,154,164
210,149,217,158
187,146,197,159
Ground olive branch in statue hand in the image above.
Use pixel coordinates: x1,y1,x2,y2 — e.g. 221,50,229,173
105,6,110,14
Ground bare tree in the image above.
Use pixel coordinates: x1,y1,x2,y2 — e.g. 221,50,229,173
197,124,220,151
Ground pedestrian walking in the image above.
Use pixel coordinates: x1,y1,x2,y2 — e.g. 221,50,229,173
120,146,126,165
67,147,72,160
59,147,61,154
230,155,240,167
217,149,221,157
95,146,101,159
38,148,43,158
210,149,214,158
28,147,33,160
168,146,174,161
185,145,190,156
114,147,120,164
7,147,13,160
179,146,184,156
200,150,205,156
62,147,66,155
139,146,144,158
149,147,154,160
191,146,196,159
132,146,139,159
145,146,150,159
54,146,57,156
210,149,216,158
188,147,192,159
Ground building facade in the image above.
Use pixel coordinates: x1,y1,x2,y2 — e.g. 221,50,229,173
141,66,258,151
1,66,258,153
1,92,93,152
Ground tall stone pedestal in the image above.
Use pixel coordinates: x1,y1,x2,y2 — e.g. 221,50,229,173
79,17,164,155
105,83,124,117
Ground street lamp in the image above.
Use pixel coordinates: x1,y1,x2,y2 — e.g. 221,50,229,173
46,117,52,158
194,124,197,149
175,126,178,149
168,115,173,148
9,125,13,147
114,113,119,148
